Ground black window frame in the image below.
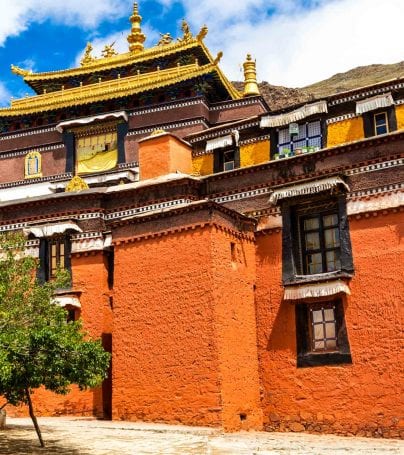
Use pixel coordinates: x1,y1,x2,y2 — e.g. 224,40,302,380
213,146,240,173
282,193,354,285
38,235,72,284
295,298,352,367
363,106,397,138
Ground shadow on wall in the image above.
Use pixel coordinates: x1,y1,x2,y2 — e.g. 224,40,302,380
267,300,296,354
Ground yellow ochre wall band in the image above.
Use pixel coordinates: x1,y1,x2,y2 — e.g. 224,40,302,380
326,117,364,148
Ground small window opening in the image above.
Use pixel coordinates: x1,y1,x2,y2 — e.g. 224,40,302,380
239,413,247,421
374,112,388,135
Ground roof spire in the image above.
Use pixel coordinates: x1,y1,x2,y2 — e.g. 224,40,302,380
242,54,260,97
127,2,146,53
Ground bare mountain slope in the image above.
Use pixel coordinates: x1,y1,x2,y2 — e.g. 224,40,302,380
234,61,404,111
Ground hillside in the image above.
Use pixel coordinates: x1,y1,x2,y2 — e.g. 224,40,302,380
234,61,404,111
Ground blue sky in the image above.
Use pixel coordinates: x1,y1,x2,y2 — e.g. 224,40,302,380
0,0,402,106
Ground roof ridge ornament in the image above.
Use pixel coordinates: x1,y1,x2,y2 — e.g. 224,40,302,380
127,2,146,54
179,19,193,42
102,43,118,58
11,65,32,77
80,43,96,66
196,25,208,42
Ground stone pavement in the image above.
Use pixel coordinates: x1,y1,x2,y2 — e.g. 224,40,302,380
0,417,403,455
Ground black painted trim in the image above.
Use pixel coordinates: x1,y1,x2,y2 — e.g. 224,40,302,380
338,195,354,274
295,300,352,368
63,131,75,173
117,122,129,164
37,239,47,284
363,106,397,138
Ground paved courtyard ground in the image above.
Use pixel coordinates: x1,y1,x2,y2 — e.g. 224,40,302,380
0,417,403,454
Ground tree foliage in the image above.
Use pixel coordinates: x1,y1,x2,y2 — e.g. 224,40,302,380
0,232,110,446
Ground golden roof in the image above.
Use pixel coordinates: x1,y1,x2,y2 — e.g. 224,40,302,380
1,61,241,117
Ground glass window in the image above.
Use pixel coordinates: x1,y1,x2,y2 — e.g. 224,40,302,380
223,150,235,171
48,236,67,279
309,304,338,352
301,210,341,275
277,120,322,156
374,112,388,136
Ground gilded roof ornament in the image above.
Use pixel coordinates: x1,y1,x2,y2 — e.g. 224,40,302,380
65,176,89,192
80,43,96,66
214,52,223,65
127,2,146,53
242,54,260,97
11,65,31,77
102,43,118,58
178,19,193,42
196,25,208,42
157,33,173,46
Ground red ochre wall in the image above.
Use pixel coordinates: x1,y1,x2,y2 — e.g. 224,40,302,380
112,225,263,430
5,252,112,418
255,211,404,438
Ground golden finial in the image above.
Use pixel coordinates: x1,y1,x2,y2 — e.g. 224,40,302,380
102,43,118,58
127,2,146,53
80,43,96,66
242,54,260,97
196,25,208,42
65,176,89,192
11,65,31,77
150,128,166,136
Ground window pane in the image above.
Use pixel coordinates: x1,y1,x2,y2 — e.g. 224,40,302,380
326,250,341,272
312,309,323,323
325,322,336,338
307,121,321,137
325,339,337,349
305,232,320,250
307,136,322,148
304,217,319,230
325,228,340,248
278,128,289,144
314,340,325,350
375,113,386,125
296,124,306,140
307,253,323,274
313,323,324,340
323,214,338,227
324,308,335,321
376,124,387,135
224,161,235,171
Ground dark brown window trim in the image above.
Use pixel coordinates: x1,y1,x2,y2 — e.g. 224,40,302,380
213,146,240,173
295,298,352,368
363,106,397,138
281,193,354,285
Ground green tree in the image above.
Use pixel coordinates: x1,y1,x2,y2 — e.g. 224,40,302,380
0,232,110,447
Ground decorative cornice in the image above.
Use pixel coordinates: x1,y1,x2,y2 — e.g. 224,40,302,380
239,135,270,146
328,82,404,106
127,119,208,136
345,158,403,175
396,99,404,106
210,97,263,111
129,98,208,116
0,143,64,160
187,120,259,144
0,126,57,141
0,172,72,189
326,113,360,125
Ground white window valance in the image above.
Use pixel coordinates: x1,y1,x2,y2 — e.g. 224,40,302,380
23,222,82,238
205,135,233,152
56,111,128,133
53,296,81,308
355,93,394,115
284,279,351,301
260,101,328,128
269,176,349,205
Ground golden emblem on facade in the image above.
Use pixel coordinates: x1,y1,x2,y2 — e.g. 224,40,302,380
65,176,89,192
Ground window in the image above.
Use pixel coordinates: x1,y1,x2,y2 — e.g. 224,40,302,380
213,147,240,173
374,112,388,135
38,235,71,283
277,120,322,157
300,211,341,275
295,299,352,367
223,150,235,171
281,194,354,285
363,107,397,138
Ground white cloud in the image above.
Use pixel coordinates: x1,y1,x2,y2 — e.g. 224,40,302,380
158,0,404,87
0,0,132,46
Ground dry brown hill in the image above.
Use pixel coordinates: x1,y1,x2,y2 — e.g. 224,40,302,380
234,61,404,111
